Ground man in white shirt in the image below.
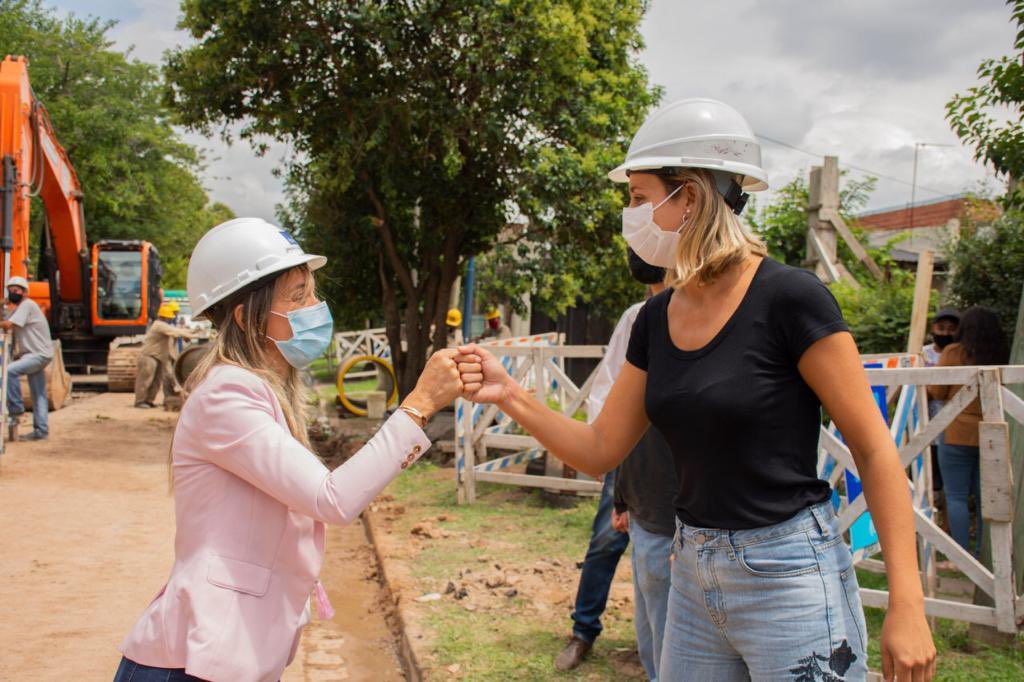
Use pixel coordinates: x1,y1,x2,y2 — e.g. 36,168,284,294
0,277,54,441
555,249,670,676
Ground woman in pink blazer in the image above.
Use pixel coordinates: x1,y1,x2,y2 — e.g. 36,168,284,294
115,218,464,681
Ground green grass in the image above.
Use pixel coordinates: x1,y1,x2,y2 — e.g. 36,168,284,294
855,569,1024,679
385,465,1024,680
385,464,642,680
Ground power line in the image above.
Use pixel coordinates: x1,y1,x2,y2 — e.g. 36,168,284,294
755,133,956,198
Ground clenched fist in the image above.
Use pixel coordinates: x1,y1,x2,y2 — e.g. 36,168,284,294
402,349,465,421
455,343,514,405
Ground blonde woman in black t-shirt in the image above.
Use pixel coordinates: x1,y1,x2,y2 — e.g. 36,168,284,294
457,99,935,681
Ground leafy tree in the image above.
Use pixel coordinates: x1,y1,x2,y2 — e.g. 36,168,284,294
946,0,1024,206
944,209,1024,338
0,0,231,288
166,0,657,395
474,231,644,325
830,270,923,354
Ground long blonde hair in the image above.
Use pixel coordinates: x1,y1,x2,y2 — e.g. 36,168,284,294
655,168,766,288
169,266,314,487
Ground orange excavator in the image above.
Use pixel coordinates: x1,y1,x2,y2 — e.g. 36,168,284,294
0,55,161,390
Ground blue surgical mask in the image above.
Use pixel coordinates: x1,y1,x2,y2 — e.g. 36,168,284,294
267,301,333,369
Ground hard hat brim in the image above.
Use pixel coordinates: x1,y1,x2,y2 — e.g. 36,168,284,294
192,252,327,319
608,157,769,191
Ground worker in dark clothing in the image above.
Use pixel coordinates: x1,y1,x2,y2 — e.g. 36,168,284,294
555,249,675,676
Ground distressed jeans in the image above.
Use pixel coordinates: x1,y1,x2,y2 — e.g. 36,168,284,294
629,517,672,682
7,353,50,437
659,502,868,681
570,469,630,644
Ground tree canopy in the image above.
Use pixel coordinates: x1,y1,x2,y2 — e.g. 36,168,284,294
0,0,232,287
166,0,657,394
947,0,1024,206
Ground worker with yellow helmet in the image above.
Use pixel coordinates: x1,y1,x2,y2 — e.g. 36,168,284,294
134,302,200,408
445,308,464,347
477,307,511,342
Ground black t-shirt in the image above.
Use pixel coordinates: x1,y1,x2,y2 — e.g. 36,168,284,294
625,257,847,530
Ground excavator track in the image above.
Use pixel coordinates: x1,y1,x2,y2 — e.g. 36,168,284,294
107,346,141,392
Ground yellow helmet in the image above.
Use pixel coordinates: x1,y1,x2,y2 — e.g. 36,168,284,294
485,308,501,321
446,308,463,327
157,304,177,319
168,301,181,313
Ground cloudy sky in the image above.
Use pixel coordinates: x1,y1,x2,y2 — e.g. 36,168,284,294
53,0,1012,220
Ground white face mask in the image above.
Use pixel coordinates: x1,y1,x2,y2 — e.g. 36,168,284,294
621,183,687,268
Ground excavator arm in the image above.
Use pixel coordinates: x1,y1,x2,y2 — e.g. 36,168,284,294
0,55,88,315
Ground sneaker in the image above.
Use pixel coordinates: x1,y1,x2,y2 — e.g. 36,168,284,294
135,402,154,409
19,432,47,442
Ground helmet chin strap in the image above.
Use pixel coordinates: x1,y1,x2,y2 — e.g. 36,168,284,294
711,171,749,215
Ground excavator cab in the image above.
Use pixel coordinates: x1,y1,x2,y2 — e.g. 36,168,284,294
91,240,160,337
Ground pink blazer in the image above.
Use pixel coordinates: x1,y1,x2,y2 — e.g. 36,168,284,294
119,364,430,681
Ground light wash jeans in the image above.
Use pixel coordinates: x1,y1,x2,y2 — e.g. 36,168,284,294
937,443,982,556
660,502,868,681
7,353,50,437
629,517,672,682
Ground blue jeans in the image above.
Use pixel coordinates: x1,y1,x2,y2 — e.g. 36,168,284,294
7,353,50,437
660,502,868,681
570,469,630,644
630,517,672,682
113,657,205,681
938,443,982,556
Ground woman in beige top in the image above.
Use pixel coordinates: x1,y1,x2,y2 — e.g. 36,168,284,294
927,306,1009,555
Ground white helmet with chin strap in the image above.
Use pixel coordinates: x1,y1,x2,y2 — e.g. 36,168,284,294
608,98,769,214
187,217,327,319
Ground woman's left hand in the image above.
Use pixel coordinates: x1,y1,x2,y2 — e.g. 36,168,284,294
880,602,936,681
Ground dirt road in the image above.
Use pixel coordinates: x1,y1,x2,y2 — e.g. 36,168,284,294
0,392,404,681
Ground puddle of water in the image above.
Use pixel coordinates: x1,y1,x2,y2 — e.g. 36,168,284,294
289,518,405,682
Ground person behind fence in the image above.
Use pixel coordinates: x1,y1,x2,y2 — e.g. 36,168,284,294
446,307,464,346
927,305,1009,558
922,307,959,523
553,247,674,676
134,303,201,409
457,99,935,681
477,307,511,341
114,217,466,682
607,249,677,681
0,276,53,442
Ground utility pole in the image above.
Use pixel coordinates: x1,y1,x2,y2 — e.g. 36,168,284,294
909,142,953,232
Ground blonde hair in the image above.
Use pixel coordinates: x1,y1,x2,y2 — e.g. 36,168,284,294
654,168,766,288
169,266,314,487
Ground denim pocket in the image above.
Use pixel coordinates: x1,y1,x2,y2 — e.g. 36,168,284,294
839,566,868,653
737,531,820,578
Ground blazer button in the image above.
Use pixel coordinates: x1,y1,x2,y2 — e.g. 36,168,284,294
413,445,422,454
406,453,415,463
400,461,408,469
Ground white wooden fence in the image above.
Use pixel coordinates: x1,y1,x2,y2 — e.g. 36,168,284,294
455,344,604,503
334,328,392,381
823,362,1024,633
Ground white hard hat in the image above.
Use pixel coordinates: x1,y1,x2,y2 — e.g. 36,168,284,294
609,98,769,192
187,217,327,318
6,276,29,290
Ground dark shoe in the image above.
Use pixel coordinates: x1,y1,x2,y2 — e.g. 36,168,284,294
554,635,592,671
19,432,47,442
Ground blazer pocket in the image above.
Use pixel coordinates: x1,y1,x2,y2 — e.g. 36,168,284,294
206,554,272,597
